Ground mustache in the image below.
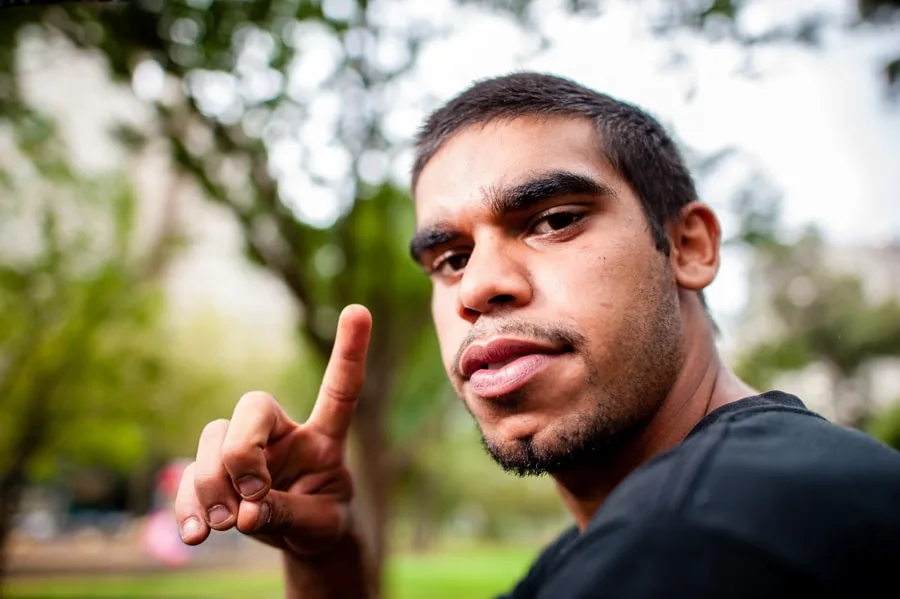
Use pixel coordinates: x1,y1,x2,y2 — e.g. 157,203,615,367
451,319,586,379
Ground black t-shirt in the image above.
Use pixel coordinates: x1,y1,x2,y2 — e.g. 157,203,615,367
499,391,900,598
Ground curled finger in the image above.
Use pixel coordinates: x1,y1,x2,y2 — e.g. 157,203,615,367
193,419,239,531
173,462,210,545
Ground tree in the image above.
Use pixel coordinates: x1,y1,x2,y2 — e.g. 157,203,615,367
733,228,900,427
4,0,895,594
679,0,900,428
664,0,900,99
0,107,287,593
0,2,575,592
1,4,444,591
868,400,900,450
0,116,173,591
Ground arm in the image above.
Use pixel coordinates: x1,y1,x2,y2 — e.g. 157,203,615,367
284,528,373,599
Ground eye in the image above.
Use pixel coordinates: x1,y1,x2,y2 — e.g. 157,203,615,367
431,252,470,277
532,211,584,235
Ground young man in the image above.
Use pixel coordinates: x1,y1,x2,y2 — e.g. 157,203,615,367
174,73,900,598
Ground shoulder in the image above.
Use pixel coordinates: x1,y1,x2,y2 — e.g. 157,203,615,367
604,391,900,519
673,391,900,518
505,393,900,598
587,391,900,593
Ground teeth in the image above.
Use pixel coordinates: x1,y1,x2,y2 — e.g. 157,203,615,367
486,358,514,370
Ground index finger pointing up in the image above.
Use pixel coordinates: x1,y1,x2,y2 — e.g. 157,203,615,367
308,304,372,439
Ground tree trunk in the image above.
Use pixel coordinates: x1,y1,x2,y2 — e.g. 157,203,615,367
348,303,400,598
0,385,51,596
0,468,26,599
410,474,435,554
351,396,392,599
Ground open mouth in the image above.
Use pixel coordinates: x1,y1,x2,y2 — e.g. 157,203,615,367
459,338,571,398
460,338,567,379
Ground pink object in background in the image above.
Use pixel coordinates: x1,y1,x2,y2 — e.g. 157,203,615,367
141,459,194,568
142,508,192,567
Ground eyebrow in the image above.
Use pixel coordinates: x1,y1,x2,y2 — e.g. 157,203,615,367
409,227,460,265
409,170,613,265
489,170,613,217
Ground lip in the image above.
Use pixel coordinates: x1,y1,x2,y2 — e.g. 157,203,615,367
468,353,565,398
459,338,566,380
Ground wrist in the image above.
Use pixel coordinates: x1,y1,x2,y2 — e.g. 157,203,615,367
283,527,373,599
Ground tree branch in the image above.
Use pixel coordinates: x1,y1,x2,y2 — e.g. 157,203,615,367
163,117,333,361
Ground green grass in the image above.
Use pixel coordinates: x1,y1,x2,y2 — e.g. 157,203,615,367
5,544,535,599
387,545,534,599
5,571,281,599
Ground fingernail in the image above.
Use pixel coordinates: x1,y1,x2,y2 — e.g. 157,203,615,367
237,475,265,498
257,501,271,530
181,517,202,541
207,505,232,527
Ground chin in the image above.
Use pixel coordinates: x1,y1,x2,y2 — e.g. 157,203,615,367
476,417,566,477
478,407,649,478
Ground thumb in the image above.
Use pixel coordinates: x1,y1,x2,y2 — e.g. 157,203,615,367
236,490,350,553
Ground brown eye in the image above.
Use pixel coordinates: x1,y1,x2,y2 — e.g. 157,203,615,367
434,252,469,276
533,212,583,235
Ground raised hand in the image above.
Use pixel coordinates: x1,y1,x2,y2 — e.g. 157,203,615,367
174,304,372,558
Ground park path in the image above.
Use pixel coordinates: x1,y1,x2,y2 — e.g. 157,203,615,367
6,518,281,578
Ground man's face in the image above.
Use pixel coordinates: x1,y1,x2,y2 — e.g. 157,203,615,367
412,116,686,476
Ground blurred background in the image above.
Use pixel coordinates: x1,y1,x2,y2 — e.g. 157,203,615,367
0,0,898,597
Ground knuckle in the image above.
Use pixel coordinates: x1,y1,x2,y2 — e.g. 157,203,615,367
220,439,254,467
173,463,196,503
318,502,343,536
236,390,276,411
180,461,196,482
322,382,356,404
200,419,229,442
192,470,224,492
254,500,290,537
269,501,294,532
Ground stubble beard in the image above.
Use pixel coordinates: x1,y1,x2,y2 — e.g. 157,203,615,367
474,280,685,478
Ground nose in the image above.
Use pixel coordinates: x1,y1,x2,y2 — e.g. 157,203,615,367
456,241,532,322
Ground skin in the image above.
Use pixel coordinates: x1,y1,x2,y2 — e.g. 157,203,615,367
413,115,756,526
174,114,757,598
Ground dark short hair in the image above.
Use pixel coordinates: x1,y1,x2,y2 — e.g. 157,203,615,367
411,72,699,256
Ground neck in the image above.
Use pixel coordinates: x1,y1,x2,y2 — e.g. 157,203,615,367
552,307,757,531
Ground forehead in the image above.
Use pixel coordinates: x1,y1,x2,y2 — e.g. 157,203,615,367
413,116,612,222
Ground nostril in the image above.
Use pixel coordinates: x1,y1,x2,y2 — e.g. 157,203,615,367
488,293,515,304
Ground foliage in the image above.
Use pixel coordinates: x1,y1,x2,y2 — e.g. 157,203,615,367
2,0,897,594
733,227,900,425
866,400,900,451
669,0,900,96
0,101,276,595
734,338,813,392
0,100,164,475
0,191,161,478
0,2,542,592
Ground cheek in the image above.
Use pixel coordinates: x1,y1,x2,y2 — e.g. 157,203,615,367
535,234,659,342
540,236,639,306
431,290,465,375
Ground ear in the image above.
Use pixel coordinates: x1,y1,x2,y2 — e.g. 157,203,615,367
668,202,721,291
